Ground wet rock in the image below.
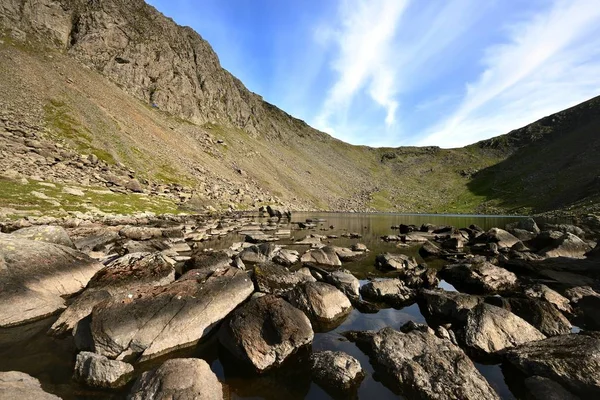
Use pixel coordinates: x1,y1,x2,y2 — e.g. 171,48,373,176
300,246,341,266
485,297,571,336
284,281,352,325
524,284,573,314
295,235,323,246
418,289,483,324
504,332,600,397
419,240,442,258
183,250,231,274
463,303,546,355
440,261,518,295
374,252,418,271
73,351,134,388
129,358,223,400
351,243,368,252
253,262,314,295
539,232,592,259
401,264,439,289
344,327,499,399
310,351,363,397
360,279,416,307
324,269,360,298
239,243,280,264
442,237,464,250
272,248,299,266
219,294,313,372
72,228,120,252
0,371,61,399
523,376,581,400
332,246,365,262
119,226,162,241
11,225,75,248
0,235,104,327
90,268,254,362
480,228,521,248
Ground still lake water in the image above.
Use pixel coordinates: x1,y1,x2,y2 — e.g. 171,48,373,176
0,213,528,399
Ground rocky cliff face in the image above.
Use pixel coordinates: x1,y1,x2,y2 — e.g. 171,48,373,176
0,0,324,141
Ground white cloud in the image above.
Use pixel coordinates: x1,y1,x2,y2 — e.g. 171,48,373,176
314,0,409,135
418,0,600,148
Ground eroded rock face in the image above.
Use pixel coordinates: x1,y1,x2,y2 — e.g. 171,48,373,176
0,234,104,327
440,262,518,295
11,225,75,248
344,327,500,399
360,279,416,307
504,332,600,397
310,351,363,396
90,268,254,362
218,295,313,372
463,303,546,355
0,371,61,400
129,358,223,400
284,281,351,325
73,351,134,388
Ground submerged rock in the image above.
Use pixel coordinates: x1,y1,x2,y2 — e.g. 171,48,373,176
504,332,600,397
344,327,499,399
310,351,363,397
73,351,134,388
129,358,223,400
90,268,254,362
219,294,313,372
0,371,61,399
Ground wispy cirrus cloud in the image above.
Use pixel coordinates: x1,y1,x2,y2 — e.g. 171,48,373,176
418,0,600,148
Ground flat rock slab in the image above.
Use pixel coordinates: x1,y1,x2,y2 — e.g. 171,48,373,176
344,327,499,399
219,294,313,372
0,371,61,400
0,234,104,327
90,268,254,362
504,332,600,397
11,225,75,248
129,358,223,400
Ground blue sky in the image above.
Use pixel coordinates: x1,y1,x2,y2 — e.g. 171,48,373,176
146,0,600,148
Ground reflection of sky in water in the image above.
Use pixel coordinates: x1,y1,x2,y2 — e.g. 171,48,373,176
572,325,581,333
438,280,458,292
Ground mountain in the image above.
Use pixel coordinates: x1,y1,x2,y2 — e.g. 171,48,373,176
0,0,598,218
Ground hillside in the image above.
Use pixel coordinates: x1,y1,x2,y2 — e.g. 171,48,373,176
0,0,598,218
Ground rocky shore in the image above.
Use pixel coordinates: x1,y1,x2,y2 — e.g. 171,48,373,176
1,211,599,399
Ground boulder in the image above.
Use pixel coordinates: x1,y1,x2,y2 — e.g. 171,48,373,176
332,246,365,262
183,250,231,274
300,246,342,266
219,295,313,372
0,371,61,400
73,351,134,388
73,228,120,252
463,303,546,355
539,232,592,259
485,297,571,336
272,249,299,266
11,225,75,248
524,284,573,314
360,279,416,307
119,226,163,241
351,243,368,252
401,264,439,289
239,243,280,264
0,235,104,327
129,358,223,400
253,262,314,295
418,289,483,324
324,269,360,298
505,332,600,397
126,179,143,193
284,282,352,325
517,218,541,234
310,351,363,396
440,262,518,294
344,327,499,399
90,268,254,362
374,252,418,271
480,228,521,248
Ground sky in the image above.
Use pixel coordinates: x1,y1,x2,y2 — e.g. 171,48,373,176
146,0,600,148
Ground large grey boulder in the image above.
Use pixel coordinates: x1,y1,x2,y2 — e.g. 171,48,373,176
73,351,134,388
480,228,521,248
418,289,483,324
253,262,314,295
239,243,280,264
463,303,546,355
300,246,342,266
284,281,352,325
271,248,300,266
49,252,176,337
0,371,61,400
324,269,360,298
119,226,163,241
539,232,592,259
440,261,518,294
183,250,231,275
0,235,104,327
505,332,600,397
11,225,75,248
218,294,313,372
360,279,416,307
129,358,223,400
375,252,418,271
310,351,363,397
524,284,573,314
90,268,254,362
344,327,499,399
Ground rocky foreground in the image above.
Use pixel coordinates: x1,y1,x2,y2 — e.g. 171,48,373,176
1,211,600,399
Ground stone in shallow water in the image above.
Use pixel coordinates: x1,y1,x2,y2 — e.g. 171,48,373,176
300,246,342,266
310,350,363,396
440,261,518,295
284,281,352,326
129,358,223,400
344,327,500,399
73,351,134,388
375,252,418,271
360,278,416,308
